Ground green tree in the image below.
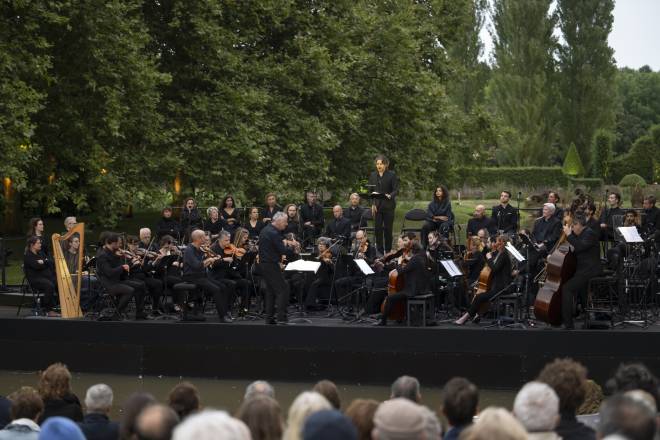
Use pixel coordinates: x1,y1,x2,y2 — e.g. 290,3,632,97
556,0,616,170
591,129,613,178
562,143,585,177
487,0,557,165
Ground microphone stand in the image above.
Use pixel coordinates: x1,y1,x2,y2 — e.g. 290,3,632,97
324,238,347,318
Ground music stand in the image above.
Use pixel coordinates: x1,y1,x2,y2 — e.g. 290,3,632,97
285,259,321,324
436,260,463,322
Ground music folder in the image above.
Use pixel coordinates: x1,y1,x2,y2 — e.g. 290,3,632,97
284,259,321,273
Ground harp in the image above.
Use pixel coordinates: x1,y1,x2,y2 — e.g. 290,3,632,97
51,223,85,318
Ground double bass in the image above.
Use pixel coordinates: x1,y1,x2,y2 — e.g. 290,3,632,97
380,241,412,321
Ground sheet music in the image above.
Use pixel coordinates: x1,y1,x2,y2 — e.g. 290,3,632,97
354,259,374,275
505,243,526,262
440,260,463,277
617,226,644,243
284,260,321,273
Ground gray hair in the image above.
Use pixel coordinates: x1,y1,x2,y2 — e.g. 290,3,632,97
219,230,231,240
543,203,556,214
173,410,250,440
244,380,275,401
283,391,331,440
85,384,113,413
64,216,77,227
206,206,218,217
513,381,559,432
420,406,441,440
272,212,287,222
390,375,421,403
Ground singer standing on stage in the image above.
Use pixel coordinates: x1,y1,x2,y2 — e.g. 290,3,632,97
368,155,399,254
491,191,518,235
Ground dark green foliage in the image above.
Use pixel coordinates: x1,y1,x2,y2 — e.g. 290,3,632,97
618,174,646,187
562,143,585,177
609,135,655,184
456,167,567,188
591,129,613,178
567,177,604,190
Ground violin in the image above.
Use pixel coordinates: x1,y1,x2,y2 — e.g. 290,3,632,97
318,247,333,264
200,244,219,258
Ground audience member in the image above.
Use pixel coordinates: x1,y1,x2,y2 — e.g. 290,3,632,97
390,375,421,403
37,364,83,424
38,416,85,440
0,396,10,429
172,410,250,440
419,406,442,440
605,363,659,407
372,398,426,440
168,382,200,420
312,380,341,410
442,377,478,440
283,392,332,440
537,358,595,440
345,399,379,440
135,404,180,440
244,381,275,401
598,394,657,440
513,381,560,440
578,379,604,415
236,395,283,440
78,384,118,440
624,390,657,413
0,387,43,440
460,407,527,440
119,392,156,440
302,409,357,440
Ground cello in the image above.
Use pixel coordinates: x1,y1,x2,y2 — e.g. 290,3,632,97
533,215,577,325
380,241,412,321
469,238,495,315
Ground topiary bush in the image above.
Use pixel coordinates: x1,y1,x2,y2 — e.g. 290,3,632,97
609,134,656,184
618,174,647,187
562,143,586,177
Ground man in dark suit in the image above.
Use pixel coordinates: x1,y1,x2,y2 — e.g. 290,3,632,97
78,384,119,440
344,193,367,235
300,191,324,246
325,205,351,247
599,192,623,242
561,214,602,329
374,242,428,326
531,203,562,252
491,191,518,234
368,154,399,254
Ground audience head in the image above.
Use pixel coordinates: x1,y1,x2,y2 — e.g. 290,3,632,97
598,393,657,440
168,382,200,420
345,399,379,440
372,398,425,440
606,363,659,407
460,407,527,440
39,417,85,440
244,380,275,401
119,391,157,440
313,380,341,410
283,391,332,440
513,381,559,433
390,375,421,403
38,363,73,401
419,406,441,440
578,379,604,415
236,395,283,440
538,358,589,415
302,409,357,440
173,410,250,440
442,377,478,428
84,384,113,415
136,404,180,440
8,386,43,422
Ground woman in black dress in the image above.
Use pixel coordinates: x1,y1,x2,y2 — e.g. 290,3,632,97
220,195,240,237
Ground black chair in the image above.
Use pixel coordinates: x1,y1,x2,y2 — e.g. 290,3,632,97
400,208,427,239
17,266,43,317
406,293,435,326
584,275,618,328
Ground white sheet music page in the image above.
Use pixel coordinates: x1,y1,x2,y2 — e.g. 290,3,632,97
284,260,321,273
354,259,375,275
617,226,644,243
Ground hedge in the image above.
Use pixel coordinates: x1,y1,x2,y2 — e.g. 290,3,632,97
454,167,568,188
609,135,655,184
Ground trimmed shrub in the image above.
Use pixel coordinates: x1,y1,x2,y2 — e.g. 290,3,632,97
618,174,647,187
562,143,586,177
591,130,613,179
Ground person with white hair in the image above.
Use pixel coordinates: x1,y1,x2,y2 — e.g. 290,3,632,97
78,384,119,440
244,381,275,401
139,228,154,250
64,217,77,232
461,407,528,440
372,398,426,440
390,375,421,403
513,382,560,439
172,410,250,440
531,203,562,253
283,391,332,440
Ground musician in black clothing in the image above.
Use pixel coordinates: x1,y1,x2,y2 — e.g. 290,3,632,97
300,191,324,246
642,195,659,241
606,210,642,270
491,191,518,234
209,231,250,317
599,192,623,241
334,230,377,307
345,193,367,235
561,214,602,329
304,237,337,310
180,197,203,243
261,193,282,224
583,202,600,233
154,235,184,311
26,217,51,258
96,233,147,320
455,235,512,325
24,236,58,317
374,242,429,326
126,236,164,314
182,230,229,322
220,195,241,236
156,207,182,242
325,205,351,247
466,205,491,239
258,212,299,324
368,154,399,254
421,185,454,246
283,203,302,239
204,207,225,241
531,204,562,252
246,207,264,240
548,191,564,220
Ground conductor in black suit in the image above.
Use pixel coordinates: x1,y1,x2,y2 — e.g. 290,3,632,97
561,214,602,329
368,154,399,255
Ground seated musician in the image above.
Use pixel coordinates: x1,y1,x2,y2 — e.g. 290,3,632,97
531,203,562,254
246,207,264,240
96,233,147,320
27,217,50,258
560,213,602,329
491,191,518,234
606,210,641,270
599,192,623,242
300,191,324,246
464,229,489,285
261,193,282,224
204,207,225,242
182,229,228,322
64,235,97,311
59,216,78,253
421,185,454,246
374,241,429,326
209,230,251,318
325,205,351,248
24,236,59,317
546,191,564,220
220,195,241,236
365,234,414,314
455,234,512,325
642,195,659,243
344,193,367,236
126,235,164,315
466,205,490,239
304,237,336,310
156,207,182,242
583,202,600,233
138,228,157,251
283,204,301,239
153,235,185,313
334,230,377,307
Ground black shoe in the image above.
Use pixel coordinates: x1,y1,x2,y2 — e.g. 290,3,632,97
223,314,234,323
135,312,149,320
372,320,386,326
472,315,481,324
218,316,232,323
266,318,277,325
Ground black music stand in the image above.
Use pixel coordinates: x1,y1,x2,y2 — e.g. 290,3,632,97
285,259,321,324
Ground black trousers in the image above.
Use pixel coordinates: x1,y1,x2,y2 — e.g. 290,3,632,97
106,280,145,315
259,262,289,321
375,207,395,254
131,274,163,310
421,220,451,246
380,291,409,323
28,276,56,311
468,287,500,317
305,278,331,307
184,276,226,318
562,269,600,327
